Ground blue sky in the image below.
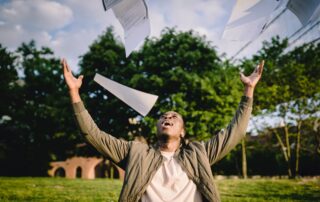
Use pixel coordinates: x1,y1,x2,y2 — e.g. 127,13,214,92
0,0,318,72
0,0,319,132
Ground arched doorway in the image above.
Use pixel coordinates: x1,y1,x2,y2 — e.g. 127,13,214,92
95,160,119,179
95,161,107,178
76,167,82,178
54,167,65,177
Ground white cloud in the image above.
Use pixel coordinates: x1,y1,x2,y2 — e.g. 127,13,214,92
50,0,124,71
0,0,124,71
148,0,231,36
0,0,73,55
0,0,73,31
51,28,107,70
0,23,53,48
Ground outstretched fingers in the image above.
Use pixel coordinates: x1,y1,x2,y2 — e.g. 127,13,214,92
239,72,245,80
65,59,71,72
254,65,259,73
61,58,69,75
78,75,84,82
258,60,264,75
61,58,66,74
61,58,73,80
63,59,71,72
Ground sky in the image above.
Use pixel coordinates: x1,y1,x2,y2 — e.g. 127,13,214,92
0,0,319,132
1,0,319,72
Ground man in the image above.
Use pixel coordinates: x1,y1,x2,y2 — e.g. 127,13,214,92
62,59,264,202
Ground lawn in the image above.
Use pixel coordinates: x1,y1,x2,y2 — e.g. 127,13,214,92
0,177,319,201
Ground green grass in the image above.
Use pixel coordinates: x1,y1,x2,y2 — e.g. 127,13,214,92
0,178,121,201
216,178,320,202
0,177,319,201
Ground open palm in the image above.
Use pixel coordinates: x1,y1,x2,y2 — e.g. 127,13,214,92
61,58,83,90
240,60,264,88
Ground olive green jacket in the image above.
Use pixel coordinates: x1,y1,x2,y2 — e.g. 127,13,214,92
72,96,253,202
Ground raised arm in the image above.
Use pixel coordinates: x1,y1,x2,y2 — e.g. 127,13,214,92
62,59,129,169
205,60,264,165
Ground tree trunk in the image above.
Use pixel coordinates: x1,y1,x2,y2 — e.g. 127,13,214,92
241,138,247,179
284,125,291,159
295,121,302,177
273,129,293,178
313,118,320,155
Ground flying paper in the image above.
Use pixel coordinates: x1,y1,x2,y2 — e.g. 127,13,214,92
102,0,121,11
287,0,320,26
94,73,158,116
102,0,150,57
222,0,283,41
309,4,320,24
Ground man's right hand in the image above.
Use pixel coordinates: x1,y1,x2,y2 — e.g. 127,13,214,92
61,58,83,103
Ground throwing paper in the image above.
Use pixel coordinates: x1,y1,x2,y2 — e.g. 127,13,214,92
102,0,150,57
94,73,158,116
222,0,283,41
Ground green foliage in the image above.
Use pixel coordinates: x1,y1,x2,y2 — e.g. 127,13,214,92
134,29,243,141
0,41,81,176
0,44,18,115
80,27,243,142
0,44,19,163
241,37,320,113
240,37,320,177
79,27,138,145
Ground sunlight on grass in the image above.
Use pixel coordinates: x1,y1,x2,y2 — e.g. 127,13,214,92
0,178,122,201
0,177,319,201
217,178,320,202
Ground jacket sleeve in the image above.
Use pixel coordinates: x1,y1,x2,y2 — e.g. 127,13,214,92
204,96,253,165
72,101,130,168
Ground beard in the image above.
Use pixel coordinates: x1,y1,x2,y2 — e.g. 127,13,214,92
157,132,181,143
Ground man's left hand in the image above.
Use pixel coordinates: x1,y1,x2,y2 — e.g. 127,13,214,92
240,60,264,98
240,60,264,88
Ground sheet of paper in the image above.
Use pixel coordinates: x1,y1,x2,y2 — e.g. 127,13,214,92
222,0,282,41
309,4,320,24
101,0,122,11
94,73,158,116
112,0,150,57
287,0,320,26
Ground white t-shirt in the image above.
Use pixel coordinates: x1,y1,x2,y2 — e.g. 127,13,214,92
141,151,203,202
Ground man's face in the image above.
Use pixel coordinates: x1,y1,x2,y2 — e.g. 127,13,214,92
156,111,185,139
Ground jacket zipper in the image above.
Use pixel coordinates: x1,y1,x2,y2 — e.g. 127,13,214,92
175,155,211,202
135,154,164,201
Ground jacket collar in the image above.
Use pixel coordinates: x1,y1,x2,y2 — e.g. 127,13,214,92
153,137,188,156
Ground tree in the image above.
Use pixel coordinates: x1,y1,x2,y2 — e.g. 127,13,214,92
79,27,244,145
0,41,81,176
0,44,20,175
133,28,244,142
242,37,320,178
18,41,85,175
79,27,137,145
